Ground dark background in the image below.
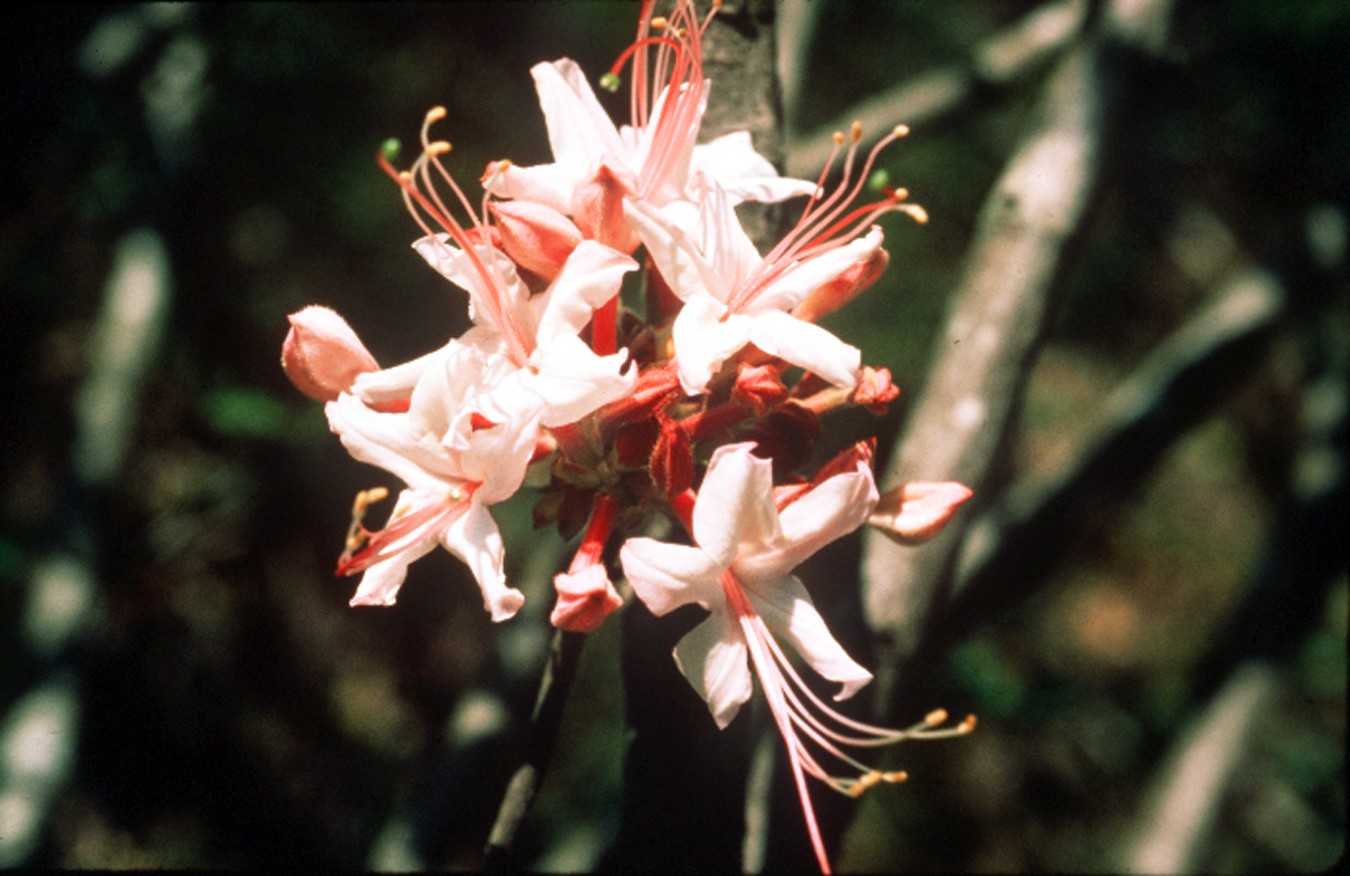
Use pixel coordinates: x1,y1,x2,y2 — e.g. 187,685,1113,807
2,2,1344,870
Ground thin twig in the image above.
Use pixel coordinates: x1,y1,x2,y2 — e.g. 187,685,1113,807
482,629,587,869
786,0,1089,176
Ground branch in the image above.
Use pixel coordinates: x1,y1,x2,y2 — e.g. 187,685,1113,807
1116,662,1278,872
786,0,1089,176
860,0,1175,668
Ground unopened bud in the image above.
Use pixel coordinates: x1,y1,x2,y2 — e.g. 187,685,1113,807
551,563,623,633
650,414,694,497
731,363,788,415
868,481,973,545
852,366,900,414
489,200,582,281
282,306,379,402
791,247,889,324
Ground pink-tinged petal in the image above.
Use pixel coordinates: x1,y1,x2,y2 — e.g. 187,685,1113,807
669,293,753,395
484,161,578,216
792,246,889,325
746,574,873,701
412,237,531,334
348,530,438,607
746,467,878,579
673,609,754,729
527,334,636,427
550,564,624,633
631,79,708,204
690,131,817,205
351,342,455,405
747,226,885,315
489,200,582,282
530,59,628,178
868,481,973,545
457,393,545,504
282,306,379,402
440,499,521,622
571,162,638,252
691,174,760,299
619,537,724,615
694,443,782,565
623,197,707,305
746,310,861,389
533,240,638,345
325,394,452,493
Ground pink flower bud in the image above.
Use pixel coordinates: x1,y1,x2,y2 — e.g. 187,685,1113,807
791,247,889,324
281,306,379,402
851,366,900,414
551,563,623,633
868,481,973,545
732,363,789,415
489,200,582,281
571,163,638,253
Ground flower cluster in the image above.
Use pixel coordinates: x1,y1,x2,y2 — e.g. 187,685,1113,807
282,2,972,871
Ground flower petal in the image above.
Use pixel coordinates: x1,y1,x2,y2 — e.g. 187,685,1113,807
746,310,861,388
619,537,724,616
693,443,781,565
690,131,817,204
348,529,439,607
747,574,873,701
533,240,637,345
669,293,752,395
440,499,522,622
673,609,754,729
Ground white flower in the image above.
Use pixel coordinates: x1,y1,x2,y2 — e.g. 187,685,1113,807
619,442,877,728
412,237,639,427
625,174,881,395
327,339,546,621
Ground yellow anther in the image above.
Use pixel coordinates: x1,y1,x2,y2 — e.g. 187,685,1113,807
906,204,930,225
427,141,452,157
957,714,978,733
398,170,413,182
881,770,909,784
426,106,447,123
712,0,723,8
833,131,846,145
924,708,949,727
850,121,863,143
892,187,910,200
894,124,910,137
650,15,668,29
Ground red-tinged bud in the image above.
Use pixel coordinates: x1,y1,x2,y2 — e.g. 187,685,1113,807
571,163,638,253
791,247,890,324
650,414,694,497
489,200,582,282
282,306,379,402
732,363,789,415
614,418,660,468
551,563,624,633
852,366,900,414
868,481,973,545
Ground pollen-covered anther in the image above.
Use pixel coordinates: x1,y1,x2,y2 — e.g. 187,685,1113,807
958,714,978,733
343,487,389,555
425,105,447,124
832,131,846,146
426,141,452,157
893,124,910,138
924,708,949,727
850,121,863,143
650,15,668,29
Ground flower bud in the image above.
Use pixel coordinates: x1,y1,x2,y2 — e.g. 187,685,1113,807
489,200,582,281
791,246,889,324
282,306,379,402
550,563,623,633
868,481,972,545
732,363,789,415
851,366,900,414
650,414,694,497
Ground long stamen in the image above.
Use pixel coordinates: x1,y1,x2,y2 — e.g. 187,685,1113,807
726,124,922,316
377,110,533,367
